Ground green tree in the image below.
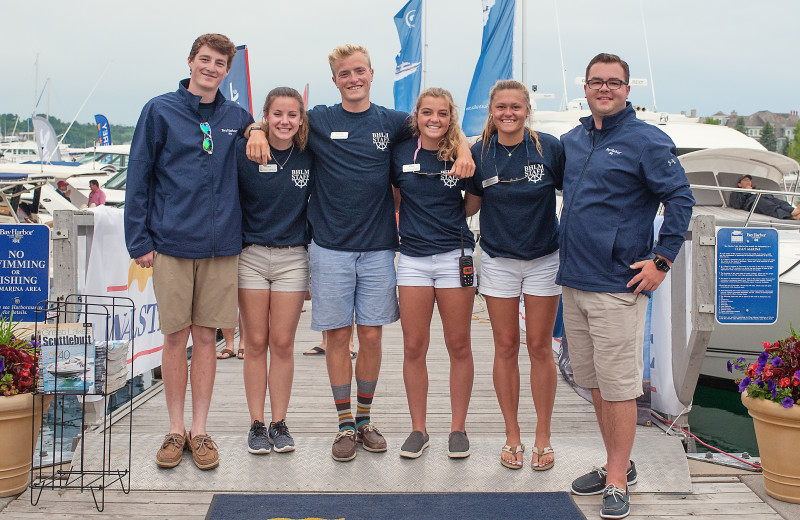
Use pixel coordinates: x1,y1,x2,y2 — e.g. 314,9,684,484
786,121,800,162
734,116,747,134
703,117,721,125
759,122,777,152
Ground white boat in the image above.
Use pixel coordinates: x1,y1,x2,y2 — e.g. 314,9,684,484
681,148,800,380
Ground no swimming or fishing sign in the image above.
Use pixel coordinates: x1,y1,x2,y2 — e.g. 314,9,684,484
0,224,50,322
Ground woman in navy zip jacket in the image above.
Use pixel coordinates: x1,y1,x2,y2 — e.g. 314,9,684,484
465,80,564,471
390,88,475,459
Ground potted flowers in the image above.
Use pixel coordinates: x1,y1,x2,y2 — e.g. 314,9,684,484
729,326,800,504
0,313,47,497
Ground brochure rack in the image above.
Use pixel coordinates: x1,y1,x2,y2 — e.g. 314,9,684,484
30,294,135,511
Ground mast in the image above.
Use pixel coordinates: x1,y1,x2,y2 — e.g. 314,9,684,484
554,0,568,111
640,0,658,111
422,0,427,90
520,0,527,89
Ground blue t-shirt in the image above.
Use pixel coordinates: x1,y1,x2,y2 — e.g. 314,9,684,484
306,103,412,252
466,131,564,261
237,138,313,247
390,139,475,257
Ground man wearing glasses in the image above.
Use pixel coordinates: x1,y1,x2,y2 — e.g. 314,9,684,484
125,33,254,471
558,53,694,519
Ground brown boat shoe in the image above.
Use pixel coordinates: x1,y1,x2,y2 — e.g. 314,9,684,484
187,432,220,470
356,422,387,452
156,432,187,468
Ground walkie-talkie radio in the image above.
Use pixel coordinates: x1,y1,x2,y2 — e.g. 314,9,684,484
459,227,474,287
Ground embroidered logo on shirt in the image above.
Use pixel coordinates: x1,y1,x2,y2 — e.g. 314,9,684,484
606,147,622,155
372,132,390,151
291,169,309,188
220,128,237,136
525,163,544,183
667,158,677,166
440,171,458,188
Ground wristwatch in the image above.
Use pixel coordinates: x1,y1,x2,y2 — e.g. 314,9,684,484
653,256,670,272
248,125,265,138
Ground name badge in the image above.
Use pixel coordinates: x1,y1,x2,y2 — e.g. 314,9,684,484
482,176,499,188
330,131,349,140
259,164,278,173
402,163,421,173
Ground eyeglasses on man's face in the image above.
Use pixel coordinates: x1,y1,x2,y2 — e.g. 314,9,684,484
585,78,628,90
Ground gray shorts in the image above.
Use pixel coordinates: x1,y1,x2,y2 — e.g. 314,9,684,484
238,245,309,292
561,286,649,402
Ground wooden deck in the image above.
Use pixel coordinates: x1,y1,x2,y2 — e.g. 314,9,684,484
0,296,791,519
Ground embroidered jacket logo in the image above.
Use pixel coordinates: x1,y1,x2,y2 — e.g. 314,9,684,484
291,169,310,188
606,147,622,155
525,163,544,183
373,132,389,151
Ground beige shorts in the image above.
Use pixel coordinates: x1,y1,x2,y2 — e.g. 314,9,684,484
238,245,309,292
561,286,649,402
152,252,239,335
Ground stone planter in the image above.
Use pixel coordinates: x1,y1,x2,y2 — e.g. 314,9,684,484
0,393,50,498
742,391,800,503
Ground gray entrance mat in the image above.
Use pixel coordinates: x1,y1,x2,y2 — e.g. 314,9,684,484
75,432,691,493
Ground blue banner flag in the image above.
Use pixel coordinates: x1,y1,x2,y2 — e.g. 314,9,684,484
462,0,515,136
94,114,111,146
220,45,253,115
393,0,423,114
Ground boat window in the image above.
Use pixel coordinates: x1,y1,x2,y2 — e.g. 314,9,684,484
103,169,128,189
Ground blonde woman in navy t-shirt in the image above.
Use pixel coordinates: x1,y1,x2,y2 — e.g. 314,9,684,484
236,87,313,456
465,79,564,471
390,88,475,460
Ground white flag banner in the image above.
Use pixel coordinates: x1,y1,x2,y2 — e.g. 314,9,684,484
83,206,164,377
31,115,61,162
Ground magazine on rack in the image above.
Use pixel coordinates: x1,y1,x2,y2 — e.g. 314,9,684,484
37,323,98,394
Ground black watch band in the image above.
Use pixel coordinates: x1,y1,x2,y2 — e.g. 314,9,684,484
653,256,670,272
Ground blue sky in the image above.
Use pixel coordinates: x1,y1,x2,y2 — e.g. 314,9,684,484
3,0,797,127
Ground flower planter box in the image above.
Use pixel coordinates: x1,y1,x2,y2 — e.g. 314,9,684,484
742,390,800,503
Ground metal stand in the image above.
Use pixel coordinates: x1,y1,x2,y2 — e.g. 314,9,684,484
30,295,134,512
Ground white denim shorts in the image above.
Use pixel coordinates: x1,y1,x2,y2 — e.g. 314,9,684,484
479,249,561,298
396,248,475,289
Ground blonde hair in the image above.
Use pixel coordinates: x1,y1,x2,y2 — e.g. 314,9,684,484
328,44,371,74
262,87,309,151
411,88,463,162
478,79,543,158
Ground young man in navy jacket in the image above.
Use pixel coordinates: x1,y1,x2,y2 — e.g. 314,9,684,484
558,53,694,519
125,33,254,470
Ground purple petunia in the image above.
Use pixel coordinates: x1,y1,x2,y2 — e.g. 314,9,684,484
772,358,782,367
772,387,778,398
739,377,751,392
0,357,5,373
727,361,733,373
754,378,764,387
782,397,795,408
758,351,769,364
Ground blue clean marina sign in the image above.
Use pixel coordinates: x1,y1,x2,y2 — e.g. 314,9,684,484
0,224,50,322
716,227,779,324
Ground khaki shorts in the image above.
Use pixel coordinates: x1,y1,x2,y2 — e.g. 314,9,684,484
152,252,239,334
561,286,649,402
238,245,309,291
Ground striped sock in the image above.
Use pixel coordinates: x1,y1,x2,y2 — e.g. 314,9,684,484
355,378,377,427
331,383,355,431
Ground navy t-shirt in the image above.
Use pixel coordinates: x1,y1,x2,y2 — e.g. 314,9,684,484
465,131,564,260
306,103,412,252
390,139,475,257
237,138,313,247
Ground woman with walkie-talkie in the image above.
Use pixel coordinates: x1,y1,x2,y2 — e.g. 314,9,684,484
464,79,564,472
390,87,476,461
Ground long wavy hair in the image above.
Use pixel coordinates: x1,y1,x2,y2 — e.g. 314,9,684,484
410,87,462,162
262,87,309,151
477,79,543,159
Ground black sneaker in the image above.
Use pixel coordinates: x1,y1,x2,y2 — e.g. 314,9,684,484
447,431,470,458
399,431,429,459
571,461,637,495
601,484,630,519
247,420,270,454
268,419,295,453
